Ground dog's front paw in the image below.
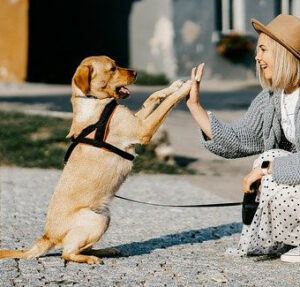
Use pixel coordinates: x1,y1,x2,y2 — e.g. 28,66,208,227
175,80,192,98
169,79,184,90
148,92,167,102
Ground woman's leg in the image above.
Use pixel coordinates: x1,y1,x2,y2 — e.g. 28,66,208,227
227,149,300,256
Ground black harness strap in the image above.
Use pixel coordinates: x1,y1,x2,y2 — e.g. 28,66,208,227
64,99,135,163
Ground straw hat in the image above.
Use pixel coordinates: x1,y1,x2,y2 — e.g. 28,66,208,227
251,14,300,60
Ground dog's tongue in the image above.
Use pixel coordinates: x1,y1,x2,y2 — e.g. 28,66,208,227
119,86,130,98
120,87,130,95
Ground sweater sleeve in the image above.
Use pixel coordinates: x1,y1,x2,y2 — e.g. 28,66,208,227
199,90,267,158
273,153,300,185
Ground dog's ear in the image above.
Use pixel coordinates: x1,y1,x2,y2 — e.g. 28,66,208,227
73,65,93,94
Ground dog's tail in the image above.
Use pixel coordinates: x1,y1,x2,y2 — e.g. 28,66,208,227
0,234,53,259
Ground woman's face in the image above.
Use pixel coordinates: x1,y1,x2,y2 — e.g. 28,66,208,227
255,33,273,81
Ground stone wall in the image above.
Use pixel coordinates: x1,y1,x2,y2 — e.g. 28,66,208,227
129,0,177,79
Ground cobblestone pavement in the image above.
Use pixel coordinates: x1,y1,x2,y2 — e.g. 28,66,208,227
1,168,300,287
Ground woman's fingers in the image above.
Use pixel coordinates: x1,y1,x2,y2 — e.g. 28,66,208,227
191,63,205,83
195,63,205,82
242,168,263,193
191,67,196,81
242,175,253,193
186,64,204,106
242,175,256,193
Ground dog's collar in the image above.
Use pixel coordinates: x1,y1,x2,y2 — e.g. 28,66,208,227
75,94,99,100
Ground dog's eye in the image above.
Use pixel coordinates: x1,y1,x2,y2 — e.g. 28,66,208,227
111,66,116,72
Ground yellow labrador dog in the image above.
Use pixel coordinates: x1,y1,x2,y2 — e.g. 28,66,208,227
0,56,191,264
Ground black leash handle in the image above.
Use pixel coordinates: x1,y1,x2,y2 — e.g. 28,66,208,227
115,195,242,208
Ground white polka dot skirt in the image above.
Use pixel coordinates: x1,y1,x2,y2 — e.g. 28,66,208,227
227,149,300,256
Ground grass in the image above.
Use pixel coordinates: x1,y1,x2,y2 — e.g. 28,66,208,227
0,111,70,169
0,111,194,174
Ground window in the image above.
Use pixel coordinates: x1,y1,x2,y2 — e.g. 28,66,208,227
215,0,245,33
277,0,300,17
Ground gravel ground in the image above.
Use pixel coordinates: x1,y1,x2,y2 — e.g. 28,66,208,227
1,167,300,287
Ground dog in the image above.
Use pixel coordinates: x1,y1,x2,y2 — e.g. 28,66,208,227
0,56,191,264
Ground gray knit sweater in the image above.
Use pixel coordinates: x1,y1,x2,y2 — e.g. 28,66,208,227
199,88,300,185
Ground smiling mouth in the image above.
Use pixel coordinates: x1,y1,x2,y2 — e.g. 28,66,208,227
116,86,130,98
260,65,268,69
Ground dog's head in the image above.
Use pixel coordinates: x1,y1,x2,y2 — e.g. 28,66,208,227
72,56,137,99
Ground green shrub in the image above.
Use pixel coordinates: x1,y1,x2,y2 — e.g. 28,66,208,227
135,71,169,86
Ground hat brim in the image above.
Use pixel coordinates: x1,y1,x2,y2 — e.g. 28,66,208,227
251,18,300,60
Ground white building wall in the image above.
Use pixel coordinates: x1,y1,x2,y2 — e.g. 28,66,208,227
130,0,300,80
130,0,177,79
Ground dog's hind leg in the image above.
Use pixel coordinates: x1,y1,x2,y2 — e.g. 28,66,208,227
62,236,101,265
62,209,110,264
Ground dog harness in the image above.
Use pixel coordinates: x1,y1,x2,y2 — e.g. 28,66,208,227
64,99,135,163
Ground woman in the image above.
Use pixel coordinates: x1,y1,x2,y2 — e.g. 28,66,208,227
187,14,300,262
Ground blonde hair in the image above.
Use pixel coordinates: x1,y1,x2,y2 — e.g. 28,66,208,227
257,33,300,92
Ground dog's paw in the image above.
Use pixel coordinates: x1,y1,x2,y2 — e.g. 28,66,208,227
174,80,192,98
148,92,167,102
169,79,184,90
179,80,192,90
86,255,102,265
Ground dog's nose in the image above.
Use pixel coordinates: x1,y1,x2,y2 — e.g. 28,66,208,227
132,71,137,78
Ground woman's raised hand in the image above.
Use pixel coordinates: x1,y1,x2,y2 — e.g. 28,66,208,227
185,63,212,139
186,63,205,108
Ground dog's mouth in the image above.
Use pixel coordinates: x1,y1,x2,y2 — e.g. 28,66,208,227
116,86,130,99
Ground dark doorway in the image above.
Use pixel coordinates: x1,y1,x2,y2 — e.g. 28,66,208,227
27,0,135,83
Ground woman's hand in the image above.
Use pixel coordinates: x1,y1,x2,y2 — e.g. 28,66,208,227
242,167,264,193
185,63,212,139
186,63,205,109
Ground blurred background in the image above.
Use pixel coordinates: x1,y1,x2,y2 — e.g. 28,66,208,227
1,0,300,84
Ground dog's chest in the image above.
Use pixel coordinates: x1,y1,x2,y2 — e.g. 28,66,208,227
76,100,98,122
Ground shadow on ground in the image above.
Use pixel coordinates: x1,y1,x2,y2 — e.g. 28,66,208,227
113,222,242,257
46,222,242,259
